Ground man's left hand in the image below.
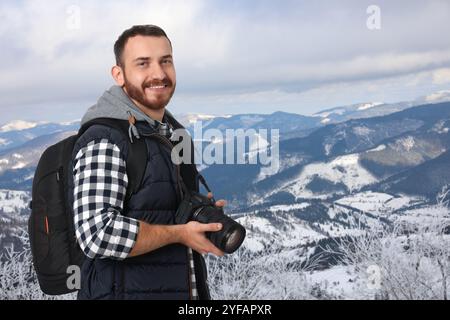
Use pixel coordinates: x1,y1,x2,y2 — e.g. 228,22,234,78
207,192,227,207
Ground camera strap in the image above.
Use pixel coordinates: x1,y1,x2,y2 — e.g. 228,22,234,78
179,173,216,203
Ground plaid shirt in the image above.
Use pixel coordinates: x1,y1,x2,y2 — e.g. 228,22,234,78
73,138,198,299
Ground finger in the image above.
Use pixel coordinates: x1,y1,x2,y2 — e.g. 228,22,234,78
215,199,227,207
202,241,225,257
193,248,206,255
200,223,222,232
209,246,225,257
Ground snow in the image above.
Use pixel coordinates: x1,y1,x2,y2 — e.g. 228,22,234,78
255,154,303,183
11,162,26,169
431,120,450,134
0,120,38,132
238,213,326,250
257,153,378,203
187,114,217,124
321,118,331,124
316,112,331,118
23,173,34,181
239,115,265,127
0,138,11,146
315,108,347,118
335,192,422,217
59,119,80,125
0,190,31,214
353,126,373,136
286,153,378,198
316,221,365,238
357,102,383,111
366,144,386,152
324,143,333,156
241,236,265,251
306,265,361,299
395,204,450,226
242,215,279,235
175,113,227,127
268,203,310,212
391,136,416,152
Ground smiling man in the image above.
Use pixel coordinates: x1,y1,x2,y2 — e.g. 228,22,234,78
71,25,224,300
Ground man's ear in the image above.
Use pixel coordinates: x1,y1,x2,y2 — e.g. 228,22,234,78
111,65,125,86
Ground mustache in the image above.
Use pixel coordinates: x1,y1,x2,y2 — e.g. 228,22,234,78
142,79,173,89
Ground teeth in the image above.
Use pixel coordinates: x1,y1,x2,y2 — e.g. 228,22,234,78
148,85,166,89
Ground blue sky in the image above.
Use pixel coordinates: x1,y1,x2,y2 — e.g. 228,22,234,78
1,0,450,123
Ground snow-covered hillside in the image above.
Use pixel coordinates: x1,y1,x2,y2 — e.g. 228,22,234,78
256,153,378,203
335,192,424,217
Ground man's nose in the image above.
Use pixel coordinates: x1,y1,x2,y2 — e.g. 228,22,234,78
149,62,166,80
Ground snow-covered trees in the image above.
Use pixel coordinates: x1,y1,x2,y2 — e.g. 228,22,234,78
327,192,450,300
206,245,324,300
1,188,449,300
0,230,75,300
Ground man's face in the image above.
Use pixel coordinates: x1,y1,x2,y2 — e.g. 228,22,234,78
120,35,176,111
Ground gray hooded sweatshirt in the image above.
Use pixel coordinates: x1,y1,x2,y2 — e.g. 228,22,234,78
81,85,174,142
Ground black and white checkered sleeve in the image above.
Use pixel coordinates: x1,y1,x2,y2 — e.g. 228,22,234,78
73,138,139,260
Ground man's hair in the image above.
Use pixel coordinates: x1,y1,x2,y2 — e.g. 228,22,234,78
114,24,172,66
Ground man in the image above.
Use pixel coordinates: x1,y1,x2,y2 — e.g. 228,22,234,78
71,25,225,300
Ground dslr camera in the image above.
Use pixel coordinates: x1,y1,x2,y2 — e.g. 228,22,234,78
175,176,246,254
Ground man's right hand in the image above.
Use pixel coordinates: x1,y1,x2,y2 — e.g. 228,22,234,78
179,221,225,257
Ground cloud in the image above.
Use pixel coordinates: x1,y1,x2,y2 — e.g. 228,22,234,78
432,68,450,85
170,67,449,116
1,0,450,119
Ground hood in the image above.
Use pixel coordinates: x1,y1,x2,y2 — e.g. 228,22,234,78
81,85,176,142
81,85,160,126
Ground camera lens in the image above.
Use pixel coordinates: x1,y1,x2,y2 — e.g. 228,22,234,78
223,227,246,254
194,206,246,254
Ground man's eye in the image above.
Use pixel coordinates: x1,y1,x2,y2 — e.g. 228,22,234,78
162,59,172,64
138,62,148,67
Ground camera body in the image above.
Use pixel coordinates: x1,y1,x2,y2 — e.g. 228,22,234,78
175,190,246,254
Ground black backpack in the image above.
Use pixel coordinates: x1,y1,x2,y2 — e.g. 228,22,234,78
28,118,147,295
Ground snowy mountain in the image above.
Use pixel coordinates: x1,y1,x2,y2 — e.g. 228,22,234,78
0,100,449,204
237,190,426,253
182,111,324,141
0,111,326,192
0,120,80,153
0,120,41,133
312,89,450,125
175,113,222,128
1,94,450,300
202,101,450,208
373,149,450,198
313,102,386,123
0,130,77,190
254,153,378,203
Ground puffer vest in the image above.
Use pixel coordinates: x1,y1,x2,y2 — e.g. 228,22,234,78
69,120,210,300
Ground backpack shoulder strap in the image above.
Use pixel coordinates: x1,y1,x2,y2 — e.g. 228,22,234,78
164,112,201,192
78,118,147,201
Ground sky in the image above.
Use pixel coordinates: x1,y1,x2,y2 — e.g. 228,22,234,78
1,0,450,124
